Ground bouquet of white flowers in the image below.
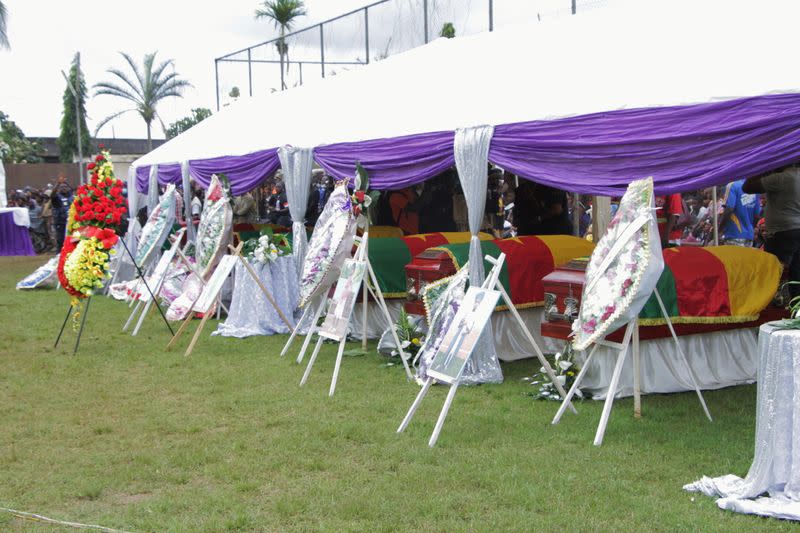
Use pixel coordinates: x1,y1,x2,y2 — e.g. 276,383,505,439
243,228,292,264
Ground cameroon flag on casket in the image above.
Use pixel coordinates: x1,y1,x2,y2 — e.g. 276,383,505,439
429,235,595,309
368,231,493,297
638,246,782,325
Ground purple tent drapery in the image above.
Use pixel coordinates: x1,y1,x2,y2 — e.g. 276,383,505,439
314,130,455,190
189,148,280,195
136,148,280,196
136,163,181,192
136,93,800,196
490,93,800,195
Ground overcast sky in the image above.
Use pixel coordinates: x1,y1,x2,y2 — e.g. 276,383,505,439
0,0,577,141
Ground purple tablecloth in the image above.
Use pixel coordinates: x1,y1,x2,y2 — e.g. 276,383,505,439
0,211,35,256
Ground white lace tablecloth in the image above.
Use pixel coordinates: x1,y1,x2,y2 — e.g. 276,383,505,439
0,207,30,227
213,255,299,337
685,322,800,521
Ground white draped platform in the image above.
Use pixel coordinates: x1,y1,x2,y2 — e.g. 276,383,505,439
351,301,759,397
685,323,800,521
214,256,300,337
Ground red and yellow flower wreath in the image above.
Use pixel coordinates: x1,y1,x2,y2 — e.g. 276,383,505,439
57,148,128,322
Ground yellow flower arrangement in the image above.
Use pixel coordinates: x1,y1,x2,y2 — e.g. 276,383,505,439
63,237,114,297
66,203,78,234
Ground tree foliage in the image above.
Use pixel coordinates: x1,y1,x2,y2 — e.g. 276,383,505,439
440,22,456,39
0,111,42,163
58,53,91,163
94,52,192,151
255,0,307,90
165,108,212,140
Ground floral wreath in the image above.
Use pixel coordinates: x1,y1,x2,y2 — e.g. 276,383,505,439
571,178,655,350
350,162,380,226
57,146,127,326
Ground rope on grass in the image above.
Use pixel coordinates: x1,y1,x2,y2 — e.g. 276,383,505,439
0,507,132,532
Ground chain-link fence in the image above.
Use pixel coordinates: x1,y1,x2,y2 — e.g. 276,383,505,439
215,0,607,109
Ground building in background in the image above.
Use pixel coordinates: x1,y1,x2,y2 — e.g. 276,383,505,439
4,137,165,193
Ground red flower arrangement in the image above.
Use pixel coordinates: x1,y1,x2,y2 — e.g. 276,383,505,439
57,148,128,307
69,163,127,233
57,235,83,298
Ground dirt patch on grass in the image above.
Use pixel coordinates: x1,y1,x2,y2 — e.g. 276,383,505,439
112,492,152,505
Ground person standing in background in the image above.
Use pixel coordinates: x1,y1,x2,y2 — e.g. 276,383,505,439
654,193,684,248
720,179,760,246
233,192,257,224
51,183,73,250
40,187,55,251
387,187,419,235
744,167,800,298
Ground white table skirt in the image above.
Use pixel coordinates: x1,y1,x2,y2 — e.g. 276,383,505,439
352,300,760,397
0,207,30,227
213,256,299,337
685,323,800,521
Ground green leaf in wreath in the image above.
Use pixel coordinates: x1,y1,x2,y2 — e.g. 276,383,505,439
260,226,275,240
355,161,369,192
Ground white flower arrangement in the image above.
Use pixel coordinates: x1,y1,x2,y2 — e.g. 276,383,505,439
246,230,291,264
526,344,585,401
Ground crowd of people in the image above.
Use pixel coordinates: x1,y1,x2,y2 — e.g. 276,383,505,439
12,165,800,298
6,173,76,253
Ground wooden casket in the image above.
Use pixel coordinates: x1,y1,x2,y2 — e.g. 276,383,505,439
541,246,786,342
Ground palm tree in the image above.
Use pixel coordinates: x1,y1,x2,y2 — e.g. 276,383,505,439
94,52,191,151
255,0,307,90
0,1,10,49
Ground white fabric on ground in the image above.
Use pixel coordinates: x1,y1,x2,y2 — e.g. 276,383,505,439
685,323,800,522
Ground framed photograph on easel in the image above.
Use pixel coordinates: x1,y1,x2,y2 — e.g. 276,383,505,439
426,287,501,384
318,259,366,342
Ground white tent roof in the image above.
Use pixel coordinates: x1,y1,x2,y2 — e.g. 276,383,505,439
135,0,800,168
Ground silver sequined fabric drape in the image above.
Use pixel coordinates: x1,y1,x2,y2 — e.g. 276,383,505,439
278,146,314,277
684,323,800,521
453,125,503,385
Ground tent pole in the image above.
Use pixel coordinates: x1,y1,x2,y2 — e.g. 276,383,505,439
712,187,719,246
423,0,429,43
215,59,220,111
361,225,369,350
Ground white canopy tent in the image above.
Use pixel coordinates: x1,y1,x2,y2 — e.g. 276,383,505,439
135,0,800,168
129,0,800,386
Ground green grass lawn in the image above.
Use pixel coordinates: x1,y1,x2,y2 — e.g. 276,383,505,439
0,256,790,531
